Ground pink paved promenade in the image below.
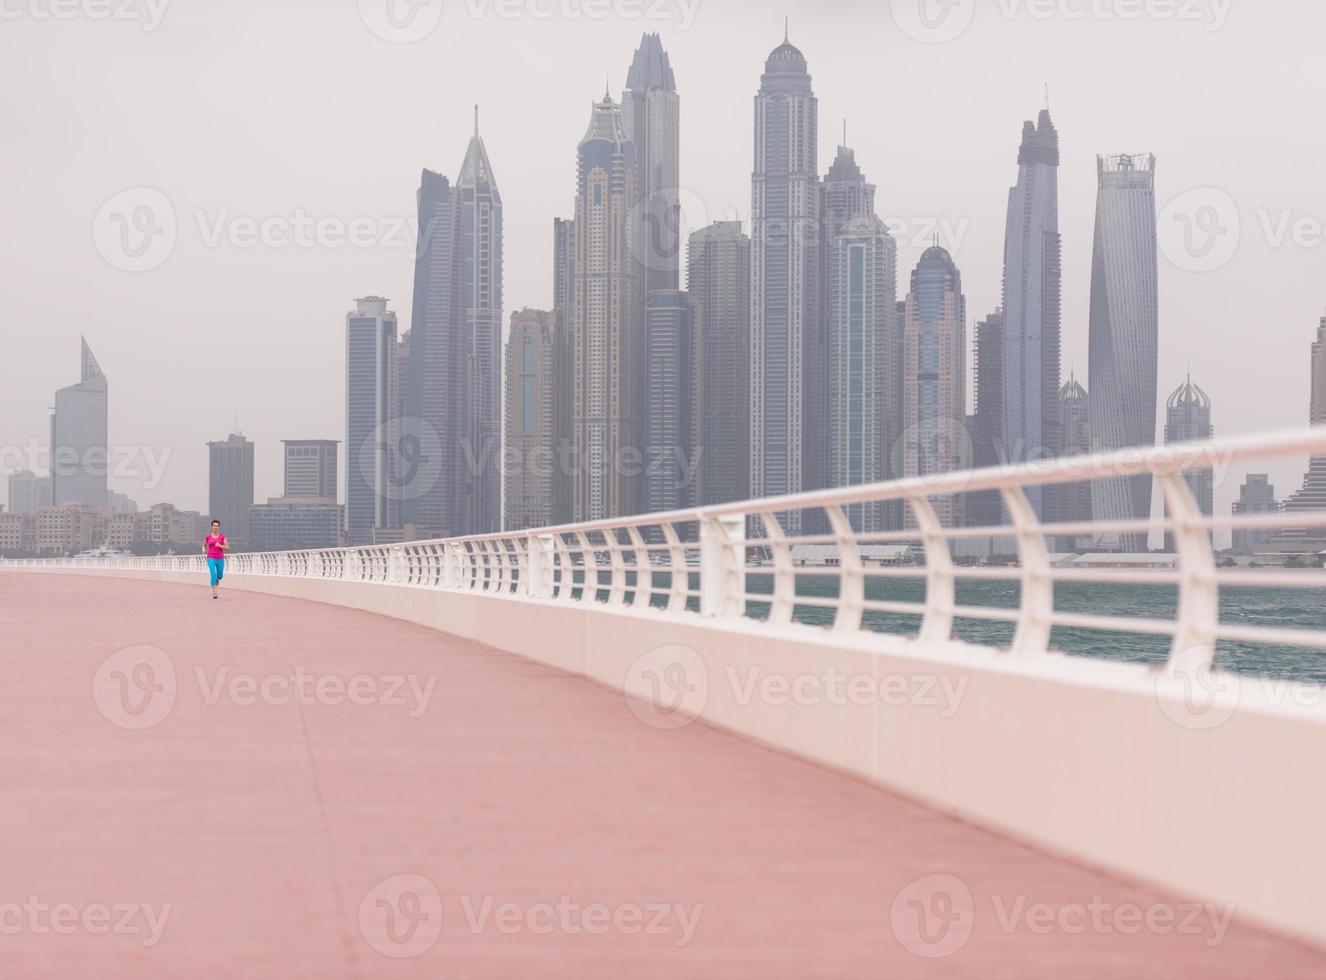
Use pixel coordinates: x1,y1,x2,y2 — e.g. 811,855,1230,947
1,572,1323,978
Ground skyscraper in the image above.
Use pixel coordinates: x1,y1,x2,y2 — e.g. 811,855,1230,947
1232,474,1279,556
1275,312,1326,548
687,221,752,506
826,213,897,531
1001,109,1062,515
405,113,503,539
570,92,639,522
819,140,878,511
751,29,819,529
283,440,338,501
1054,373,1093,541
407,167,460,534
902,246,967,529
1163,375,1214,552
50,338,108,509
967,311,1005,530
208,433,254,547
644,290,699,515
346,297,399,545
504,309,559,532
623,33,681,298
552,218,577,525
1088,153,1159,552
456,108,504,535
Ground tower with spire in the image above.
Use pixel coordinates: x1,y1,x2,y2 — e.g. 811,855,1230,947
1163,372,1214,551
404,109,503,536
570,91,640,521
623,32,680,296
456,104,504,535
1000,105,1062,520
751,26,819,531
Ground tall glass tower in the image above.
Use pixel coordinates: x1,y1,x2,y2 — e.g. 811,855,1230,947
1001,109,1062,516
1088,153,1159,552
687,221,752,506
346,297,399,544
902,246,967,529
571,92,639,521
405,112,503,537
751,29,818,530
827,213,896,531
623,33,681,296
457,108,504,535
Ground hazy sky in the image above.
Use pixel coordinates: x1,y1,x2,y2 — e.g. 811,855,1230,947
2,0,1323,518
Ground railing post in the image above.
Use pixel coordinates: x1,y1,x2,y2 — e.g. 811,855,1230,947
825,505,864,633
700,512,745,619
1000,485,1054,656
907,494,955,644
1159,471,1219,676
526,533,555,599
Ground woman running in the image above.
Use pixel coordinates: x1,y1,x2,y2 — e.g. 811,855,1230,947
203,520,229,598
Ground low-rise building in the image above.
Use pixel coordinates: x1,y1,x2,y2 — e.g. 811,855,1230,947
248,498,343,552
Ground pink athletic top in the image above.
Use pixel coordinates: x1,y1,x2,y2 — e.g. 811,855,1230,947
205,533,227,560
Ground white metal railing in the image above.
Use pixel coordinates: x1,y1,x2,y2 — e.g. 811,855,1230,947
7,428,1326,677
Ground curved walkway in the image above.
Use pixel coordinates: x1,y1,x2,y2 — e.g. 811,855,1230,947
1,573,1322,978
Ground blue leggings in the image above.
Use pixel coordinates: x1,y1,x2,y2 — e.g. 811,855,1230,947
208,558,225,587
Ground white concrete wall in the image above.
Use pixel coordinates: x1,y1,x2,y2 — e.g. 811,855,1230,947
18,566,1326,947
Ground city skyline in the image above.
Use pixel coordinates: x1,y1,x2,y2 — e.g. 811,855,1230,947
2,6,1325,523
